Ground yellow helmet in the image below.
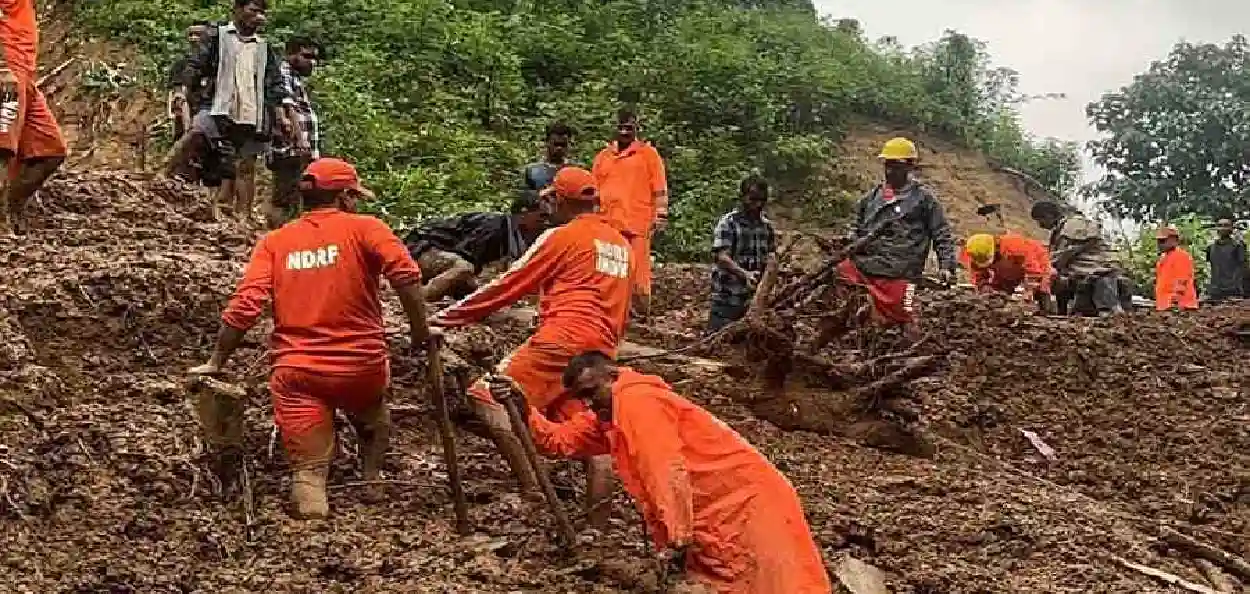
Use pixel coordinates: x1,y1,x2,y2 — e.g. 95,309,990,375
965,233,996,268
878,137,918,161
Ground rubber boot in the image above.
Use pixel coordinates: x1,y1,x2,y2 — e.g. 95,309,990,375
291,465,330,519
286,423,335,519
584,454,614,528
348,402,391,481
192,379,247,494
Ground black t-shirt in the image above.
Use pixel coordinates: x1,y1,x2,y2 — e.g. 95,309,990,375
405,212,519,273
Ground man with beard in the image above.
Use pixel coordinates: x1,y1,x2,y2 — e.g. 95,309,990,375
707,175,777,333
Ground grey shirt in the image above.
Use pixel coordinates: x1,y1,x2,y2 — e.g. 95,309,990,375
850,183,956,279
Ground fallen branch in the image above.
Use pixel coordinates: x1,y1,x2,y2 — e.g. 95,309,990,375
1112,556,1217,594
1195,559,1238,593
851,356,937,403
36,57,75,89
1161,527,1250,582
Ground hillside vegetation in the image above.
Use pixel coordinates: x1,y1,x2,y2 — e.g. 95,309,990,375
72,0,1079,259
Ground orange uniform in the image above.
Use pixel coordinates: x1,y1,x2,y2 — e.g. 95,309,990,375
959,233,1052,295
0,0,65,161
435,212,632,418
222,208,422,459
1155,248,1198,310
531,369,832,594
592,140,667,297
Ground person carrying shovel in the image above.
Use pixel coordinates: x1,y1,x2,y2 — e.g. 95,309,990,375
512,351,832,594
835,137,957,337
431,166,630,526
189,157,434,519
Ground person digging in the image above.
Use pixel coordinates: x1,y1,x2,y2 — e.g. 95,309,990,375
430,167,630,527
960,232,1053,311
1029,200,1126,316
508,351,832,594
189,158,434,518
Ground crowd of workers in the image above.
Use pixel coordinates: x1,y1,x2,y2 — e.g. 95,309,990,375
0,0,1244,591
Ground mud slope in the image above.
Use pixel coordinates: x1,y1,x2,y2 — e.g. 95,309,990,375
0,175,1245,592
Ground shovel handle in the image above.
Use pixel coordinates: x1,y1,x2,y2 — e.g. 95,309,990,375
497,383,577,551
428,335,470,535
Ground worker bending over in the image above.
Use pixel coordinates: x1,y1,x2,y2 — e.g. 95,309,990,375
1030,201,1126,316
0,0,68,235
190,158,433,518
961,232,1052,307
838,137,956,335
593,109,668,316
1154,226,1198,311
518,352,831,594
404,191,548,303
432,167,630,524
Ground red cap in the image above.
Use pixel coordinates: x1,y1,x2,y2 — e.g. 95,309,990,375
551,167,597,202
1156,226,1179,240
301,158,373,197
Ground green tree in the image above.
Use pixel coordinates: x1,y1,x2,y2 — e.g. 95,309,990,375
1087,36,1250,221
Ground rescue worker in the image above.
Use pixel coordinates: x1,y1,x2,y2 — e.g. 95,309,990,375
1154,226,1198,311
593,109,668,316
1030,200,1125,316
1206,218,1246,302
431,167,630,525
960,232,1052,308
708,175,777,333
404,191,548,303
189,157,433,519
838,137,956,334
0,0,68,235
516,351,832,594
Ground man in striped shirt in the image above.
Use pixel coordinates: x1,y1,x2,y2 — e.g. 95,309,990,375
265,36,321,229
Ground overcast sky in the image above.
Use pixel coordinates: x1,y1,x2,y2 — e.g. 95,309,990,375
815,0,1249,189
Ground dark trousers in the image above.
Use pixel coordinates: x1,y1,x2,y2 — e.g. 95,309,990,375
1054,272,1125,315
707,301,748,334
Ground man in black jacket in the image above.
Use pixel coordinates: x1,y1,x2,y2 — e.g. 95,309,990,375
836,137,956,336
405,192,548,302
1207,218,1247,302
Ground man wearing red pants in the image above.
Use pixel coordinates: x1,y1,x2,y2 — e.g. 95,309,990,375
432,166,631,523
0,0,67,235
189,157,433,518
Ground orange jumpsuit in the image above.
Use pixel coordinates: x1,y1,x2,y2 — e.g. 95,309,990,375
592,140,667,298
434,213,632,437
1155,248,1198,310
222,209,422,462
959,233,1052,295
530,369,831,593
0,0,66,162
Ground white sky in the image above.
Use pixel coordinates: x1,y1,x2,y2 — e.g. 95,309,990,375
814,0,1250,191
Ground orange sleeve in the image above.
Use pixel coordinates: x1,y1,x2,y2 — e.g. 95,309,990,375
615,390,695,547
221,236,275,331
433,227,563,327
647,145,669,217
361,218,422,288
959,249,991,287
528,408,609,458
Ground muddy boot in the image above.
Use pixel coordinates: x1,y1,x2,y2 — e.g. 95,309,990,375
584,454,614,528
291,465,330,519
191,378,247,493
348,402,391,481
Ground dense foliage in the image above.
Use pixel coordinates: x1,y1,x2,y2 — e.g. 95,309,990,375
1087,36,1250,223
75,0,1079,260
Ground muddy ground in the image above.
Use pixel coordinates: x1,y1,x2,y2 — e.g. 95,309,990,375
1,172,1248,592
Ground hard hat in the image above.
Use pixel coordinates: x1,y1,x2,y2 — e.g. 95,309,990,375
965,233,996,268
1155,226,1179,240
878,137,918,161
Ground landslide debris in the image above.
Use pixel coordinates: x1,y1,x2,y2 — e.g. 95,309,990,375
1,171,1247,592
